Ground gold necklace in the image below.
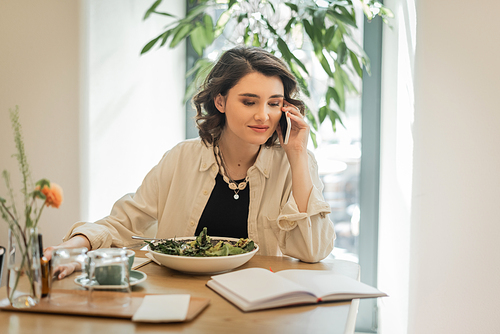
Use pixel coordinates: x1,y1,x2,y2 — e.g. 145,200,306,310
214,145,249,200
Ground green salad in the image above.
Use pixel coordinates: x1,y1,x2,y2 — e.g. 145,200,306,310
147,227,255,257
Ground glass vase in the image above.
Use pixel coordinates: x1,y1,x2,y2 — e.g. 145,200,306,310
6,226,42,308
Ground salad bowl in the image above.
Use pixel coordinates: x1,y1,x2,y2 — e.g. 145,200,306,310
147,236,259,275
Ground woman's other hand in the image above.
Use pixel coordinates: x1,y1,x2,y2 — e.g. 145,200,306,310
43,235,91,279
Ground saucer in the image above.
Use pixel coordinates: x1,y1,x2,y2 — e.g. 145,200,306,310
74,270,147,289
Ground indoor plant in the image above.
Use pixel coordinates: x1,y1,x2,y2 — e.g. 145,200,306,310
140,0,393,145
0,106,63,308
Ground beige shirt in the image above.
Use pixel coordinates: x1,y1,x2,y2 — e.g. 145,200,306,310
64,138,335,263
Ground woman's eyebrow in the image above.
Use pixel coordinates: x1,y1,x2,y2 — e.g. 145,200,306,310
238,93,284,99
238,93,259,98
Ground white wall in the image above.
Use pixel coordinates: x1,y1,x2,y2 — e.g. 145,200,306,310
0,0,82,260
379,0,500,332
408,0,500,333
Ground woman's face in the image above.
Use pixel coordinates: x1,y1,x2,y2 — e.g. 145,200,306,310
215,72,284,147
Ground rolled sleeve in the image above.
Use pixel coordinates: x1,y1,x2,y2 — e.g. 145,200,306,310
273,183,335,263
277,185,331,231
62,222,114,250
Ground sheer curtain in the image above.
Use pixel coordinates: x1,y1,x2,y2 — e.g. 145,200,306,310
378,0,416,332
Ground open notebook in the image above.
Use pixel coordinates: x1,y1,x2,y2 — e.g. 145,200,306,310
207,267,387,312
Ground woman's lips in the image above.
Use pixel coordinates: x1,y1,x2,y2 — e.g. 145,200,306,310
249,125,269,133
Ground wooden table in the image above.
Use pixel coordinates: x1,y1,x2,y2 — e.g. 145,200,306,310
0,252,360,334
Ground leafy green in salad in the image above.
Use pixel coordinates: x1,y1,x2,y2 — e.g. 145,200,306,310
147,227,255,257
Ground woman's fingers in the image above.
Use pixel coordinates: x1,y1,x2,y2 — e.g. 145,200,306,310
282,103,308,131
283,103,302,118
53,262,79,280
59,264,73,279
43,246,57,261
58,265,72,279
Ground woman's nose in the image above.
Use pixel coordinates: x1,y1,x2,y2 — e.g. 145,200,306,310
254,104,270,122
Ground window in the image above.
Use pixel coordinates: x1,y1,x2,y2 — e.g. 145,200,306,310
184,2,383,332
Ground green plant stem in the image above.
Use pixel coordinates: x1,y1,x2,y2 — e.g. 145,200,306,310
0,204,15,229
9,107,32,208
2,170,19,221
33,203,45,229
1,201,22,233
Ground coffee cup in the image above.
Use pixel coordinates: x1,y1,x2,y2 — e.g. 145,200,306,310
87,249,134,286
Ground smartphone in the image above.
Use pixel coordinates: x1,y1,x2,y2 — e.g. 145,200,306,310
279,111,291,145
0,246,4,284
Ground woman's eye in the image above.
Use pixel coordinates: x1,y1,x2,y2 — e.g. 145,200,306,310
269,103,280,107
243,101,255,106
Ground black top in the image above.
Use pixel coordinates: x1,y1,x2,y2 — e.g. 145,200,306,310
195,173,249,238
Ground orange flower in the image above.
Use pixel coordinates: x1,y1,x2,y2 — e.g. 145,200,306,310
37,183,63,208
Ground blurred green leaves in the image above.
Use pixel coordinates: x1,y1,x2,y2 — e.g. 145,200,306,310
141,0,393,146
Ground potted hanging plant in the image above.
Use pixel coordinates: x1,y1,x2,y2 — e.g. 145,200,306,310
140,0,393,146
0,106,63,308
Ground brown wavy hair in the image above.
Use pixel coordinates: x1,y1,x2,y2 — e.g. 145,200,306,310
192,46,305,147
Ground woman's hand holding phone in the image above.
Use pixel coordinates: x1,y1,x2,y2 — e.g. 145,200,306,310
279,101,313,213
279,102,309,153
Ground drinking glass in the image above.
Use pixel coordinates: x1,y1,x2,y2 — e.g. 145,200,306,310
88,249,131,308
49,247,88,306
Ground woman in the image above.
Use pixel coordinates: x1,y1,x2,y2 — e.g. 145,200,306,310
48,46,335,278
